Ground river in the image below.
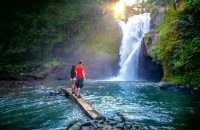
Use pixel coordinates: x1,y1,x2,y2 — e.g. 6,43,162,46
0,81,200,129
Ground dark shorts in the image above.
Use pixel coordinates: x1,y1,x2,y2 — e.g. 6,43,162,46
76,77,84,88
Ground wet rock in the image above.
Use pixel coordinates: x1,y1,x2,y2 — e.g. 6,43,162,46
125,122,132,129
96,123,103,128
125,121,132,125
124,127,128,130
95,115,106,121
96,128,104,130
148,126,158,130
125,125,132,129
93,120,98,123
98,120,104,124
113,115,122,123
114,127,123,130
81,121,92,126
0,81,36,89
116,123,125,129
49,91,62,96
191,87,200,95
142,126,149,130
178,86,189,92
107,117,114,120
131,125,140,130
81,126,90,130
158,81,200,96
108,121,116,125
67,119,83,129
90,122,97,129
116,112,126,122
67,122,83,130
159,82,174,90
102,124,113,129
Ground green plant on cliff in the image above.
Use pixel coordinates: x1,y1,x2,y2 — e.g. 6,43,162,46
153,0,200,85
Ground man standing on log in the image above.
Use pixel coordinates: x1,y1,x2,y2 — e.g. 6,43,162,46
76,60,86,98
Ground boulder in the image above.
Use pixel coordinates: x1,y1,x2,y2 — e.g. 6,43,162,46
81,121,92,126
108,121,116,125
113,115,123,123
97,120,104,124
159,82,174,90
67,119,83,129
81,126,91,130
116,123,125,129
67,122,83,130
95,115,106,121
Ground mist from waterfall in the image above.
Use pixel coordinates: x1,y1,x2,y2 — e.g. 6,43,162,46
112,13,151,81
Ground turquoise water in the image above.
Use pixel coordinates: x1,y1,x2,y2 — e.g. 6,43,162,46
0,82,87,130
0,81,200,129
83,81,200,129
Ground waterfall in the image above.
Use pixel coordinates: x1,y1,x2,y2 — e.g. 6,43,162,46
114,13,151,81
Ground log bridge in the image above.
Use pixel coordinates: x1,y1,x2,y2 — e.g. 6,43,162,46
61,88,100,119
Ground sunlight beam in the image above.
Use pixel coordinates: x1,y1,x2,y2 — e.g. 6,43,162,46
113,0,139,20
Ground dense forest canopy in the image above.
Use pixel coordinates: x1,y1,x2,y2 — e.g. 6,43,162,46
0,0,106,62
0,0,120,80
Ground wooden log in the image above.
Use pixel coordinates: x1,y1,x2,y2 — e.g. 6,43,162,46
61,88,100,119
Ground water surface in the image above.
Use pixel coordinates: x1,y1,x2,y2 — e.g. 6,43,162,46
0,82,87,130
83,81,200,129
0,81,200,130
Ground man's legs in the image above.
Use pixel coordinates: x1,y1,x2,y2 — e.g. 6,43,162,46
76,77,80,97
77,88,80,96
76,77,83,98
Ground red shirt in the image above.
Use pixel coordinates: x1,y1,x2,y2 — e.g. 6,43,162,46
76,65,85,78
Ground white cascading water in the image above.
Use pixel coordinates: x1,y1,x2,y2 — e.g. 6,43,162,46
114,13,151,81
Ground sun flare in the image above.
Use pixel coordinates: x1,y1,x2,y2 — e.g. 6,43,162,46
114,2,125,19
114,2,124,15
113,0,138,20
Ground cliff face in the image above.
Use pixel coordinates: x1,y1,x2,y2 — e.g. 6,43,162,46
141,0,173,82
144,0,200,85
144,0,169,57
133,0,168,81
138,39,163,81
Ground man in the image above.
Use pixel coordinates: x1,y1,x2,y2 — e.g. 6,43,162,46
76,60,86,98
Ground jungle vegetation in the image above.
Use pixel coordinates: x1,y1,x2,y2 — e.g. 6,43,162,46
153,0,200,85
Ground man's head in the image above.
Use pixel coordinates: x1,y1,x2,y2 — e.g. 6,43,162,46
79,60,83,65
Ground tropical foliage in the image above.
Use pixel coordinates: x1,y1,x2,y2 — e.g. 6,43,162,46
0,0,119,79
153,0,200,85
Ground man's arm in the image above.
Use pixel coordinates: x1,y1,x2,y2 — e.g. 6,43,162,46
82,70,86,80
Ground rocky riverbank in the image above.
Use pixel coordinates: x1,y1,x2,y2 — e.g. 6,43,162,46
158,81,200,96
0,80,44,95
67,113,160,130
